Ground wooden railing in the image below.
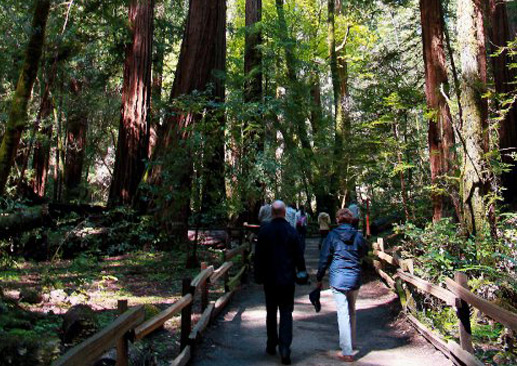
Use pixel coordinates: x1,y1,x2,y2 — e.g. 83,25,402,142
373,237,517,366
53,238,253,366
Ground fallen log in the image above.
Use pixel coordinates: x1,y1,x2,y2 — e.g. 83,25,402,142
0,205,51,239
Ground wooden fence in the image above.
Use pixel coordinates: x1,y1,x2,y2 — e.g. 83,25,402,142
373,238,517,366
53,238,253,366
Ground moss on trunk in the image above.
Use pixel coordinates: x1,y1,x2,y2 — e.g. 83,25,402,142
0,0,51,194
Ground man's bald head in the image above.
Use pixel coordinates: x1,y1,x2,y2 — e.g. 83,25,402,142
271,200,286,219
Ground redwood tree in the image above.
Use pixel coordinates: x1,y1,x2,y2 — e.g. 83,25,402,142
151,0,226,237
419,0,456,222
457,0,491,236
0,0,51,194
109,0,154,206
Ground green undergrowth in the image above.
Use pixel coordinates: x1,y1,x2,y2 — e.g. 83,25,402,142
392,215,517,364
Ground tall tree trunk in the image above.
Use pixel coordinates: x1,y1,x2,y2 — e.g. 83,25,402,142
328,0,351,208
0,0,51,194
149,2,166,158
200,0,226,217
28,0,73,198
488,0,517,207
310,72,334,213
457,0,491,236
151,0,226,239
109,0,154,206
31,94,53,197
242,0,263,222
419,0,456,222
63,78,88,202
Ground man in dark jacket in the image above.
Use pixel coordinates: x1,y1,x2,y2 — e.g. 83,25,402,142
255,200,306,365
316,208,368,362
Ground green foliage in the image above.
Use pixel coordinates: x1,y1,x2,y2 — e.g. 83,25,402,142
395,217,516,285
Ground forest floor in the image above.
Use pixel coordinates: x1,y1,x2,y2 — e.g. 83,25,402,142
191,238,452,366
0,243,229,365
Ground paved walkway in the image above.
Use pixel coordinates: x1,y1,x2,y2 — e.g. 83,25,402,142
191,238,451,365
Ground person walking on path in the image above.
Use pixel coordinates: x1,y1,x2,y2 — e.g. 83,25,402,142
255,200,306,365
295,206,308,253
258,201,272,225
316,208,368,363
286,203,297,228
317,210,331,250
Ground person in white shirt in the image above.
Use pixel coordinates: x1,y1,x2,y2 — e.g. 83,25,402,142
295,206,308,253
286,203,297,228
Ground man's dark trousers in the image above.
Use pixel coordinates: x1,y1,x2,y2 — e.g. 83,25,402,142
264,284,295,356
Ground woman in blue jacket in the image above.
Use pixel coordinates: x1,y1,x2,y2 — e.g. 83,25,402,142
316,208,368,362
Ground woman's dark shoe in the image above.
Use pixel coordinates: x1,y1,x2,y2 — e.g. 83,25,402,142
266,346,276,355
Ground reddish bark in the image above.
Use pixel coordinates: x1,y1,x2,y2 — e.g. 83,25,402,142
488,0,517,206
151,0,226,236
419,0,456,222
109,0,154,206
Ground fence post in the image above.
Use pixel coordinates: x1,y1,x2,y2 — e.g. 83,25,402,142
180,278,193,350
200,262,209,311
395,277,407,311
454,272,474,353
116,300,129,366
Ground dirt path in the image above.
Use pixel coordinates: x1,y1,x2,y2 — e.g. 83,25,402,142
191,238,452,365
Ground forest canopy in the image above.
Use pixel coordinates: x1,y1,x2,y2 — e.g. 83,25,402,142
0,0,516,240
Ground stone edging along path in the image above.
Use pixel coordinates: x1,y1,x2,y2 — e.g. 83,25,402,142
190,238,452,366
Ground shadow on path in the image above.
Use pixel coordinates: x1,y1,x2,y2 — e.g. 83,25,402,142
191,239,451,366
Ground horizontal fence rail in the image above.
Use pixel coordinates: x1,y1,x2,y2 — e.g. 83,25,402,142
134,294,193,340
54,306,145,366
53,225,256,366
372,237,517,366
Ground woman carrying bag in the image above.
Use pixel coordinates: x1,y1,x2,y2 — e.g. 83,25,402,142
315,208,368,362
